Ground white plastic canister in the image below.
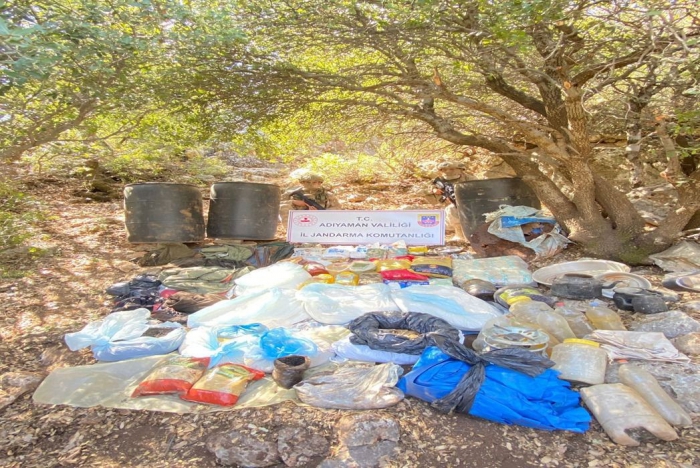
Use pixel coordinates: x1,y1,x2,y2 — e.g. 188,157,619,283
551,338,608,385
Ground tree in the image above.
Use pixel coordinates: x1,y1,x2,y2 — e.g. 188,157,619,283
193,0,699,261
0,0,246,164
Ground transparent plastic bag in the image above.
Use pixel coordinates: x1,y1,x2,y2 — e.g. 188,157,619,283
390,285,503,331
294,362,404,409
64,308,185,361
187,288,310,329
296,283,400,325
232,262,311,296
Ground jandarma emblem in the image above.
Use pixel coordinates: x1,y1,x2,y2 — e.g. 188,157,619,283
417,214,439,227
293,214,319,226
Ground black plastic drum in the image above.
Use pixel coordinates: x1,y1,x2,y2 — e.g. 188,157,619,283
124,183,205,243
206,182,281,240
454,178,540,236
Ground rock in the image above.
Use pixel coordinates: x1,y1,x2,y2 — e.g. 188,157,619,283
671,332,700,355
1,371,44,390
682,300,700,313
606,361,700,413
206,430,280,467
327,413,400,467
628,310,700,339
277,426,329,467
0,371,44,410
337,413,400,447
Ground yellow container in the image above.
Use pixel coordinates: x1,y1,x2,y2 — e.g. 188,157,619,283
326,262,350,276
375,259,411,272
335,271,360,286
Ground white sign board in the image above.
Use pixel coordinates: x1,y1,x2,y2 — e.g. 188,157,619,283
286,210,445,245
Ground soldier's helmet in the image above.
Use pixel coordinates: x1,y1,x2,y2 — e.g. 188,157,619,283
297,172,324,183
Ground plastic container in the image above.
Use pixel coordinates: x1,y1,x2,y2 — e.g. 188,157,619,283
206,182,280,240
480,323,549,355
585,304,626,331
348,261,376,274
454,178,540,237
551,339,608,385
334,271,360,286
618,364,692,426
326,262,350,276
580,383,678,446
375,259,411,272
494,286,554,307
124,183,205,243
509,300,576,341
554,303,595,338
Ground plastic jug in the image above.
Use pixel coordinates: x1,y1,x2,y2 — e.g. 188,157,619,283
554,303,595,338
584,304,626,331
618,364,692,427
510,300,576,342
550,339,608,385
580,383,678,446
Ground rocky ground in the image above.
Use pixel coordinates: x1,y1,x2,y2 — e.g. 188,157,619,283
0,168,699,468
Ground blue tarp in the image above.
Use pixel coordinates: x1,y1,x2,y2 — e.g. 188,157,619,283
398,347,591,432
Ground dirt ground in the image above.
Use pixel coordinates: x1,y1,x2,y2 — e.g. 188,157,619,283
0,175,698,468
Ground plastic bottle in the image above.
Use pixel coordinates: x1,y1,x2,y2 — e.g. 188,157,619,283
554,303,595,338
584,303,626,331
550,339,608,385
580,383,678,446
510,300,576,342
618,364,692,427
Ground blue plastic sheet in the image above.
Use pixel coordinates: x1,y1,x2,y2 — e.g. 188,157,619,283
398,347,591,432
259,328,318,360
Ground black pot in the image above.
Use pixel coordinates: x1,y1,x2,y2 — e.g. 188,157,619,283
550,273,618,300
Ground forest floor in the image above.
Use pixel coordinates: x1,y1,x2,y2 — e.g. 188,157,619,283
0,167,698,468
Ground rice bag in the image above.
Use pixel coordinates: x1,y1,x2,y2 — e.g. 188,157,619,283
131,355,209,397
180,364,265,406
409,257,453,278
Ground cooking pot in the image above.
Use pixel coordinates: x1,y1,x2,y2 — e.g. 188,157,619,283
550,273,619,300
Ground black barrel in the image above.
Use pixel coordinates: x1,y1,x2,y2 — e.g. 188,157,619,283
454,178,540,236
124,183,205,243
206,182,281,240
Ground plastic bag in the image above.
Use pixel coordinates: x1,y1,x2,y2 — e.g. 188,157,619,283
347,312,461,355
484,205,570,259
409,257,453,278
180,364,265,406
379,269,430,281
187,288,310,329
452,256,534,287
232,262,311,296
296,283,400,325
398,347,590,432
390,285,503,331
649,241,700,272
332,336,420,365
131,355,209,397
64,308,186,362
294,362,404,410
259,328,318,360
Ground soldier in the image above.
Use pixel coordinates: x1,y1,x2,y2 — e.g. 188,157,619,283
279,171,341,226
432,161,476,242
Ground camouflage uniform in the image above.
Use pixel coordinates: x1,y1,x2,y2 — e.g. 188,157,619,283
434,161,476,242
279,172,340,226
